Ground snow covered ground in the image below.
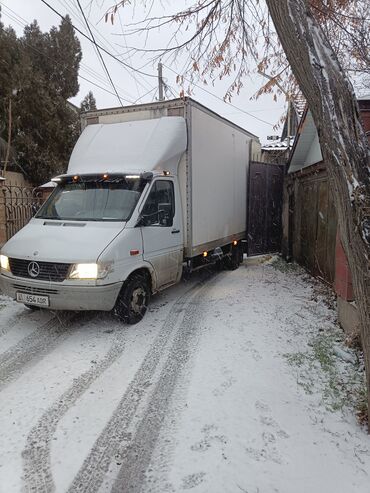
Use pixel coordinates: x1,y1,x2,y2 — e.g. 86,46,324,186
0,257,369,493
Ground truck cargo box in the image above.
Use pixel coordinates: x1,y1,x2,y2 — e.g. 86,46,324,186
81,98,260,257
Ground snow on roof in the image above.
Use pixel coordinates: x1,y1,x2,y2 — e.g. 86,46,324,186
261,137,294,151
39,181,57,188
263,96,306,152
293,97,306,118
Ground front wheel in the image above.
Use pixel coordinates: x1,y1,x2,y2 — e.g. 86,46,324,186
114,274,150,324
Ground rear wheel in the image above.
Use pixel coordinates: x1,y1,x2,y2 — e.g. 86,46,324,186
114,274,150,324
238,244,244,265
225,244,242,271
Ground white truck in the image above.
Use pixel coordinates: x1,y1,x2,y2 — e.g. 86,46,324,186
0,98,259,323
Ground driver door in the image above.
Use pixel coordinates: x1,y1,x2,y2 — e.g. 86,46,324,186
140,179,183,289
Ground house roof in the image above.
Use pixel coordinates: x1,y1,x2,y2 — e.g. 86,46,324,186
261,137,294,151
288,108,323,173
293,97,306,118
288,95,370,173
264,95,306,151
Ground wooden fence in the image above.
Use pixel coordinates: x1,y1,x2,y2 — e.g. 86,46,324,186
282,162,337,284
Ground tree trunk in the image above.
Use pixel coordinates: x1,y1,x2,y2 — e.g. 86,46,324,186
265,0,370,429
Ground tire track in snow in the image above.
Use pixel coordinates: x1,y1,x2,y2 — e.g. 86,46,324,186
0,312,82,391
66,275,214,493
22,328,127,493
111,282,210,493
0,305,52,339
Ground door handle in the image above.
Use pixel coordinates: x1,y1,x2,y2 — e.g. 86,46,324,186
171,228,180,234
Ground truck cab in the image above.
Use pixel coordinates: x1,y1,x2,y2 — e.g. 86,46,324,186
0,117,187,323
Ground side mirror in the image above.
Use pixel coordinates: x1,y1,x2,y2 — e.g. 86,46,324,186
31,203,40,216
135,214,145,227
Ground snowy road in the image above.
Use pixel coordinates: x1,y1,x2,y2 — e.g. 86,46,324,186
0,259,369,493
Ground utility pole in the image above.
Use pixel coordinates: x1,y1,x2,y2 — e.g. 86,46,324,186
158,62,164,101
3,97,12,175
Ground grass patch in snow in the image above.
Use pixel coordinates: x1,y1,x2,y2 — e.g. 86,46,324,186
284,325,366,418
269,256,302,274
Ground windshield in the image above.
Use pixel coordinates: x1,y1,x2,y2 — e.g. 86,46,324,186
36,175,146,222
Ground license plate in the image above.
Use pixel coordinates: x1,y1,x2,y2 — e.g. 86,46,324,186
16,292,49,307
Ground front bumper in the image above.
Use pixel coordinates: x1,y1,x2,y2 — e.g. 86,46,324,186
0,274,123,311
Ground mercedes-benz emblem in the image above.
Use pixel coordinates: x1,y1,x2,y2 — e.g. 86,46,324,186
28,261,40,278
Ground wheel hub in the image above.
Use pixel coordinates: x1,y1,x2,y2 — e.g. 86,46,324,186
131,287,146,314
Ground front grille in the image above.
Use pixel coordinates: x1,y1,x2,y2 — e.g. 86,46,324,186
9,258,70,282
12,284,59,295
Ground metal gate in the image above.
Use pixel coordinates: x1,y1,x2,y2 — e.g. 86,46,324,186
1,186,42,242
247,161,285,256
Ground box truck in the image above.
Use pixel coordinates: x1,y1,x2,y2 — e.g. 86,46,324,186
0,98,259,323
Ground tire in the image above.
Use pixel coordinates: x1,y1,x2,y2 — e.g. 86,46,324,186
238,244,244,265
114,274,150,324
225,244,242,271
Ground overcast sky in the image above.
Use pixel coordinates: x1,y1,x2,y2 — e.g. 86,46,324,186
1,0,287,142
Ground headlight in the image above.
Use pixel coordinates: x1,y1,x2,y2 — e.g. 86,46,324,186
68,262,113,280
0,255,10,271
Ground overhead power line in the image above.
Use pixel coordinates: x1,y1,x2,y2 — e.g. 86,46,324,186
1,5,134,104
75,0,123,107
57,0,152,96
40,0,157,79
163,64,274,127
8,1,275,125
133,87,157,104
78,74,131,101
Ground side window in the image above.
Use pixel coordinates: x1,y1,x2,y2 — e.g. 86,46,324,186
141,180,175,227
